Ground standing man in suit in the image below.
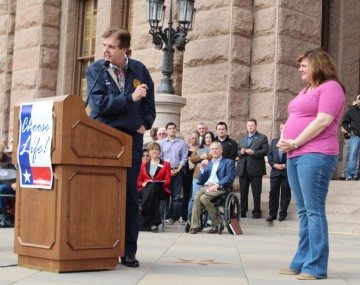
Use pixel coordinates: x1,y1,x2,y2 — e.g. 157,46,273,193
236,119,269,219
189,141,236,234
266,123,291,222
86,27,155,267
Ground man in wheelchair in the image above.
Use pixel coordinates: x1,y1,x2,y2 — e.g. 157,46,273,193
188,141,236,234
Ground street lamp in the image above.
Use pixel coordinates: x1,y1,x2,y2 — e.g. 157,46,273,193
145,0,196,94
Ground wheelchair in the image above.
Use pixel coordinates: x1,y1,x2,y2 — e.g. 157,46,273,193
186,186,240,234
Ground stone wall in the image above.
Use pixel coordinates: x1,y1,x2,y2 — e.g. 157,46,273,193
0,0,16,139
181,0,253,140
250,0,321,141
8,0,61,135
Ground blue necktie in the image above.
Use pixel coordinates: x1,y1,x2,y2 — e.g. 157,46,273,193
247,136,253,147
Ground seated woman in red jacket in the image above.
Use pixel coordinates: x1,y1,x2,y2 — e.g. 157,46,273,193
137,142,171,232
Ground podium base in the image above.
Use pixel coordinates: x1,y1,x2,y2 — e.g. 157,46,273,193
18,255,119,273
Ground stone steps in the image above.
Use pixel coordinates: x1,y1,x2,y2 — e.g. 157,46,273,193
235,178,360,234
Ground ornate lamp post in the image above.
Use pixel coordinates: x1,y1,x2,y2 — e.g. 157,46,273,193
145,0,196,94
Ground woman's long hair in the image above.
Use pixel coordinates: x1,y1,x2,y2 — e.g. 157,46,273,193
199,131,215,148
298,49,345,92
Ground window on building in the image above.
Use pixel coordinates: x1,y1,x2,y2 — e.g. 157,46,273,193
75,0,97,101
321,0,331,51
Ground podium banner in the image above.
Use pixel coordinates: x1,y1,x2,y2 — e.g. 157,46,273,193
17,101,54,189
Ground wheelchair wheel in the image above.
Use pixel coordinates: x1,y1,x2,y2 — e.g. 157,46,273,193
198,204,208,232
224,193,240,234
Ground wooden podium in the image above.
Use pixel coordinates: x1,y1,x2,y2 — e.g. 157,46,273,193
12,95,132,272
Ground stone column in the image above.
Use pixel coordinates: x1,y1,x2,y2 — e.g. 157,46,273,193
9,0,61,134
250,0,321,139
327,0,360,176
181,0,253,138
0,0,16,139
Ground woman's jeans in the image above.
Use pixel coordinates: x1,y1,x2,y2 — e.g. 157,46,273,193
287,153,337,279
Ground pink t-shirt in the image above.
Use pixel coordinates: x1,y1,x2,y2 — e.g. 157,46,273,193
283,80,345,158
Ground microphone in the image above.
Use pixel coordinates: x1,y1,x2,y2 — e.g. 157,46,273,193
85,60,110,108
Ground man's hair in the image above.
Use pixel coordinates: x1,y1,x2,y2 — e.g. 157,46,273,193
166,122,177,129
102,28,131,49
147,141,161,152
216,121,227,130
248,118,257,125
149,127,158,140
297,48,345,91
210,141,223,149
157,127,166,135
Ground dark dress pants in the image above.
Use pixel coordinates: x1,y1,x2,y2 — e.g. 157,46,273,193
239,172,262,216
140,182,168,227
268,174,291,218
125,133,143,257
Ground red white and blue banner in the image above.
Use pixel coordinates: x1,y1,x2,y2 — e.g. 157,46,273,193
17,101,54,189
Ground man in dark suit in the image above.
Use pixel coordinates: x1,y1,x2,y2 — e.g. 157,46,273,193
86,28,155,267
266,123,291,222
189,142,235,234
236,119,269,219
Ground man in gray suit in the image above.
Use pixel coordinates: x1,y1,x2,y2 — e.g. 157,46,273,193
236,119,269,219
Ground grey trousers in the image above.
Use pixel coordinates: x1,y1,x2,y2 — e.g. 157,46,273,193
190,186,225,228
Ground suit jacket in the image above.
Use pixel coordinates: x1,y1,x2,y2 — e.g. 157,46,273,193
86,58,156,134
137,159,171,196
236,131,269,176
197,157,235,189
267,137,287,178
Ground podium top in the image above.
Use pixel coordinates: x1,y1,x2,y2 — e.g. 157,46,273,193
12,95,132,168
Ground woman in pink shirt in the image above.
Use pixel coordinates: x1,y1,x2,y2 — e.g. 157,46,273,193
278,49,345,280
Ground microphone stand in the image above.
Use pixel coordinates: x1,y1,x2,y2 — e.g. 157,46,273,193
85,60,110,108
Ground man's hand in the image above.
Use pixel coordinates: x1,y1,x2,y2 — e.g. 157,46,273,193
245,149,254,155
206,183,219,192
240,148,246,155
132,84,148,102
201,159,209,167
137,125,145,134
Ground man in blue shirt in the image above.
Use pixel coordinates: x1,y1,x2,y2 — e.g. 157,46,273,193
86,28,156,268
159,122,188,224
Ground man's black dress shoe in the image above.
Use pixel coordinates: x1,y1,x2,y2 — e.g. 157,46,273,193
241,213,246,218
278,216,286,222
121,256,140,268
252,213,261,219
266,216,275,222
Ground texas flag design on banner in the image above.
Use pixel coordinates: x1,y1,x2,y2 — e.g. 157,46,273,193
17,101,54,189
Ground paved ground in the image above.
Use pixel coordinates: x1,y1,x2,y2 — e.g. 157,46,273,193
1,223,359,285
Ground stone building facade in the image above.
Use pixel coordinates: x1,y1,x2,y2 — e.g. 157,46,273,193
0,0,359,170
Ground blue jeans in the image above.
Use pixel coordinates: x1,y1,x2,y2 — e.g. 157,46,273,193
287,153,337,279
187,178,201,220
346,134,360,178
169,171,184,221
